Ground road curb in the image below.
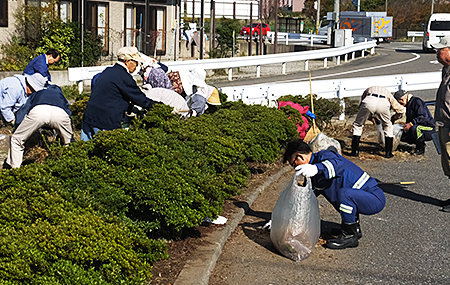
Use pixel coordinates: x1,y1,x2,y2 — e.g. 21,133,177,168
174,165,292,285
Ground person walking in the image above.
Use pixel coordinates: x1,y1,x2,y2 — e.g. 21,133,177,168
0,73,47,125
351,86,404,158
284,139,386,249
5,84,73,168
431,36,450,212
392,90,435,155
23,49,60,82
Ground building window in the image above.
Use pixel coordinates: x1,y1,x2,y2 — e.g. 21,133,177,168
87,2,109,54
148,6,166,55
60,1,72,22
0,0,7,27
124,5,144,51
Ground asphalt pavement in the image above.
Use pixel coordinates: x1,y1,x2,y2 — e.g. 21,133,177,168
175,137,450,285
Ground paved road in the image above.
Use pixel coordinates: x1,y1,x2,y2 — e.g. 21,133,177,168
209,145,450,284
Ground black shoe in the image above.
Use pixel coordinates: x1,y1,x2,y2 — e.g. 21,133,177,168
325,223,359,249
330,223,362,239
385,136,394,158
350,135,361,157
414,148,425,155
441,205,450,212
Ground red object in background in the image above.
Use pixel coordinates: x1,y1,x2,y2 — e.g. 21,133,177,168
278,101,310,140
240,23,271,36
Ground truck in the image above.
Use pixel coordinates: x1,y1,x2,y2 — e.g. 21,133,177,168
319,11,393,43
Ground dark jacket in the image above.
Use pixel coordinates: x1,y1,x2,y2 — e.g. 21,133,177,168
83,63,157,130
405,96,435,128
16,85,71,126
23,54,51,81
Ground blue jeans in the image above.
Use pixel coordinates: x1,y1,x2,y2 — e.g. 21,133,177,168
81,122,103,141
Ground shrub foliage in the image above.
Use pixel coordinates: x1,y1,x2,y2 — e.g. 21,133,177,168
0,101,297,283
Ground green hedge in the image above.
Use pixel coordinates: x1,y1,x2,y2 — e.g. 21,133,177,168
0,102,297,283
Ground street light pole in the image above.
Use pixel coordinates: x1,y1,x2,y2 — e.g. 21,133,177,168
431,0,435,14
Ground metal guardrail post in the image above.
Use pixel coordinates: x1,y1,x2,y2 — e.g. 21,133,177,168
282,62,286,74
371,47,375,55
310,36,313,46
336,56,340,65
305,60,309,71
257,65,261,77
362,49,365,58
228,68,233,81
352,51,355,60
336,81,345,120
286,34,288,45
324,58,327,68
78,81,84,94
344,54,348,62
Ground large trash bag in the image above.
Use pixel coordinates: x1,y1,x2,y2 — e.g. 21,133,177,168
308,133,342,155
376,123,403,150
270,173,321,262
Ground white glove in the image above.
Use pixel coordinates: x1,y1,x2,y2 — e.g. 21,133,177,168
295,164,318,177
262,220,272,231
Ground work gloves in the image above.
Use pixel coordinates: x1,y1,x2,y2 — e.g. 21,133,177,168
295,164,318,177
306,110,316,119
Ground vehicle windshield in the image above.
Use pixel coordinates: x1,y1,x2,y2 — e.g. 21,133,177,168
430,20,450,31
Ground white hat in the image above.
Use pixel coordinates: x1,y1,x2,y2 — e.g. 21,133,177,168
26,73,47,92
117,46,145,63
179,68,208,95
431,35,450,49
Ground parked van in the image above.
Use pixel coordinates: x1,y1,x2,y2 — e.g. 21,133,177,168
423,13,450,52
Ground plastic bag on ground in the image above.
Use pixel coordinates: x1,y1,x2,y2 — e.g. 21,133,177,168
376,123,403,150
308,133,342,155
270,174,321,262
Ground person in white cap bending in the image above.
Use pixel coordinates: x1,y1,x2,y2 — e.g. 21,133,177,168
0,73,47,126
81,47,159,141
431,35,450,212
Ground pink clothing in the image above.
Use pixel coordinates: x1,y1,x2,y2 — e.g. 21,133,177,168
278,101,310,139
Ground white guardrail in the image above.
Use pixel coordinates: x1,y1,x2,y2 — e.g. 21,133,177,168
219,71,441,119
68,40,376,92
407,31,424,42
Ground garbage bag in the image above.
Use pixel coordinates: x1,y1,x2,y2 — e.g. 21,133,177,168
270,173,321,262
308,133,342,155
376,123,403,150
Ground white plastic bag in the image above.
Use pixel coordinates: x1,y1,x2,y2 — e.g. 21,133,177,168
376,123,403,150
308,133,342,155
270,173,321,262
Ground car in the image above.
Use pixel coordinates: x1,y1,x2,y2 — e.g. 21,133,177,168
240,23,271,36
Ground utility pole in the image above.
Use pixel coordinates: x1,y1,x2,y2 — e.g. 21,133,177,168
249,3,252,56
385,0,388,12
200,0,204,59
431,0,435,14
315,0,320,34
274,0,278,54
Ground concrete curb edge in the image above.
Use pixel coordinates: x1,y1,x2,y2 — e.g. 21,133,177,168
174,165,292,285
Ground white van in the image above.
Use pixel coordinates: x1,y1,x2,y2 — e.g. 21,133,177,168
423,13,450,52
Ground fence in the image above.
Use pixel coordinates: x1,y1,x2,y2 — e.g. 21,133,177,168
219,71,441,119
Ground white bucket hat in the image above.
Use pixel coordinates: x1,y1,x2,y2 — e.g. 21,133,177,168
26,73,47,92
179,67,207,95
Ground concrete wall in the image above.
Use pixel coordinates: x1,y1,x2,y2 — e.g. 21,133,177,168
0,0,25,60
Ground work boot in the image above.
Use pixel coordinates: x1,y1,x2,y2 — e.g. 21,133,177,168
442,205,450,213
414,137,426,155
350,135,361,157
384,136,394,158
331,214,362,239
325,222,359,249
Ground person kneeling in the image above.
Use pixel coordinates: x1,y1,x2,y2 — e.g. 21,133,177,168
393,90,436,155
284,140,386,249
6,85,73,168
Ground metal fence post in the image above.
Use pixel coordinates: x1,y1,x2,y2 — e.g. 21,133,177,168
257,65,261,77
282,62,286,74
228,67,233,81
305,59,309,70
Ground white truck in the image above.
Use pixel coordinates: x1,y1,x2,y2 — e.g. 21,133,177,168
422,13,450,52
319,11,393,43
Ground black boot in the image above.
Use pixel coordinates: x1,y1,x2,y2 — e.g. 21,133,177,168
350,135,361,157
330,214,362,239
385,136,394,158
414,137,426,155
325,222,359,249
